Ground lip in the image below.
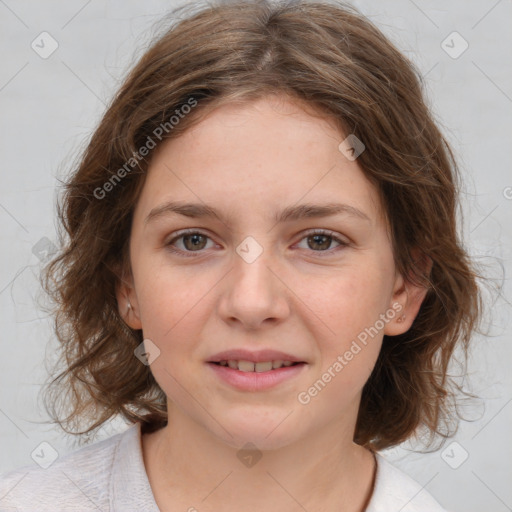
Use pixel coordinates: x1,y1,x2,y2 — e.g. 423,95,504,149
207,349,306,364
207,361,307,391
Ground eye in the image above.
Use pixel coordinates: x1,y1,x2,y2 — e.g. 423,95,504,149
165,229,349,258
295,229,349,255
165,229,215,256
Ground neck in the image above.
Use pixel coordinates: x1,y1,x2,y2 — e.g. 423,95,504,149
141,405,376,512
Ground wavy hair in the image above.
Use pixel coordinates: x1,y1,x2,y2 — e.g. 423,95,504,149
41,0,483,450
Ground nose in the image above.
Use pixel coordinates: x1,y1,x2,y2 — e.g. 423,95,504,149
217,246,291,331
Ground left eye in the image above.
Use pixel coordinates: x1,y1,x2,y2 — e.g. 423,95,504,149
296,230,348,253
165,229,348,256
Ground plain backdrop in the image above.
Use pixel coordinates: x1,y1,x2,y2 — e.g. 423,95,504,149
0,1,511,511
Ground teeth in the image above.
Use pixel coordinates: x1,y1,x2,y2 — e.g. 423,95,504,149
238,360,255,372
255,361,273,372
217,360,298,372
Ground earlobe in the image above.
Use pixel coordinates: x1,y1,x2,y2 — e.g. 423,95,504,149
396,313,406,324
384,249,432,336
384,273,408,336
115,273,143,330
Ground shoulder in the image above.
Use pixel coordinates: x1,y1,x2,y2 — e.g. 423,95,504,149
0,425,133,512
366,453,452,512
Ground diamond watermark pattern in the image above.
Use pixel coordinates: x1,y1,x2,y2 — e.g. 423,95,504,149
441,441,469,469
236,236,263,264
441,31,469,59
134,338,161,365
338,134,365,161
237,442,262,468
32,237,58,263
31,32,59,59
31,441,59,469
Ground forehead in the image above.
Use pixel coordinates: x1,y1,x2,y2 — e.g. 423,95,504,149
135,96,385,228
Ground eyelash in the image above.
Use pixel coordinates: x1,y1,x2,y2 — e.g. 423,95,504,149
164,229,350,258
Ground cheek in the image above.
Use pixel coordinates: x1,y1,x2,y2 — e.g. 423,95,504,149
133,261,211,395
295,257,393,392
133,253,203,321
304,261,392,339
296,270,387,412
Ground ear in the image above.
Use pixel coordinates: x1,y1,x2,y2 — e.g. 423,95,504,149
384,248,433,336
115,266,143,330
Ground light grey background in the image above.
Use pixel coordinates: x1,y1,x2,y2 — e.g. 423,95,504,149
0,1,511,511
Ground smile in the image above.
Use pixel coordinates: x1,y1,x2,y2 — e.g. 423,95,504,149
213,360,299,372
207,361,307,391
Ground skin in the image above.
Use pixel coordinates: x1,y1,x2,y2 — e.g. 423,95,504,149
117,94,429,512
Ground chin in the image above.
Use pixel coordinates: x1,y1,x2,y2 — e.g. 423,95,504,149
213,413,303,451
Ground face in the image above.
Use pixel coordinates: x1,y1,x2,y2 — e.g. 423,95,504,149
118,94,422,450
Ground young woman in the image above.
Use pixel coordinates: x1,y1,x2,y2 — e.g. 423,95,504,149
0,1,482,510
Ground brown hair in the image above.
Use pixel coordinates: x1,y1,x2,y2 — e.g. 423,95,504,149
41,0,483,450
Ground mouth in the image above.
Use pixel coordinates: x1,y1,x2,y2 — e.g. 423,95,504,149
209,360,304,372
206,349,308,390
206,358,307,391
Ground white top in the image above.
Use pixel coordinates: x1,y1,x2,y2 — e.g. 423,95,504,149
0,422,450,512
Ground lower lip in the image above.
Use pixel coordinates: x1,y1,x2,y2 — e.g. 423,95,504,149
206,362,307,391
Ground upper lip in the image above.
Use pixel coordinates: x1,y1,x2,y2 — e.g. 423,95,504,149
207,349,306,364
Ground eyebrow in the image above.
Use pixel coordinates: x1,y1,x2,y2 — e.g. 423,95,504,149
145,200,371,226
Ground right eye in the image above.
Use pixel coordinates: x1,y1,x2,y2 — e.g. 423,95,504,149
165,229,216,257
